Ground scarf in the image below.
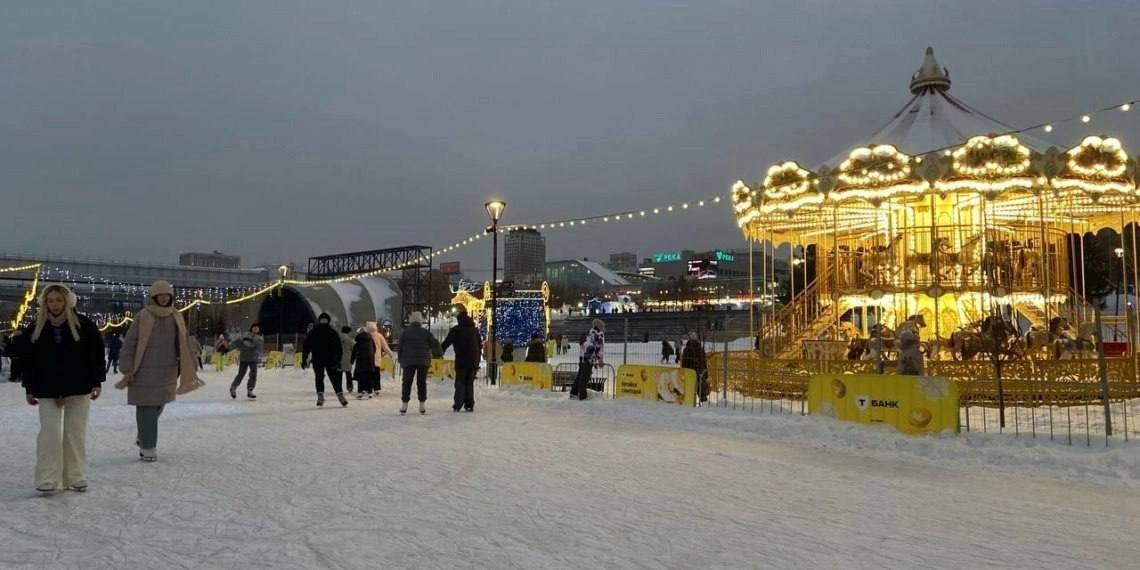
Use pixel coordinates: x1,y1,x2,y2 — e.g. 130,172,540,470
114,302,204,394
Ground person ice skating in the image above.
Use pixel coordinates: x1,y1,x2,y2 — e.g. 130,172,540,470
681,332,709,403
660,339,674,363
555,334,564,355
675,337,683,363
524,333,547,363
229,324,263,399
339,326,355,393
115,280,205,463
571,319,605,400
351,327,378,399
187,334,203,371
105,332,123,374
302,313,347,407
213,333,229,372
5,329,26,382
501,339,515,363
21,284,105,494
397,312,441,415
365,322,393,390
441,310,480,412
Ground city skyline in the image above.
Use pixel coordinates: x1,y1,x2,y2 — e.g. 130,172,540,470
3,2,1139,280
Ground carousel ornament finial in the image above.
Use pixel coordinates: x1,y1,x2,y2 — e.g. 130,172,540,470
910,46,951,94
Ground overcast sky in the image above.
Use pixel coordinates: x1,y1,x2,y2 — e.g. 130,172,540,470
3,1,1139,279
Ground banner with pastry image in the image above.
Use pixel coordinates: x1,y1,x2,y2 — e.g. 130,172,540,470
615,365,697,407
808,374,959,435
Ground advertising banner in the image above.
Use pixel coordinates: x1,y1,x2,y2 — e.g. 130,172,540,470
808,374,959,435
615,365,697,406
499,362,554,390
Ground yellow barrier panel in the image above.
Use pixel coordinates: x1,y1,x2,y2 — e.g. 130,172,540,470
225,350,240,366
615,365,697,406
807,374,959,435
500,362,553,390
264,351,283,369
381,356,395,377
293,352,303,368
429,358,455,380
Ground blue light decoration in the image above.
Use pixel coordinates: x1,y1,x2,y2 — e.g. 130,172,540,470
490,296,546,346
476,283,550,347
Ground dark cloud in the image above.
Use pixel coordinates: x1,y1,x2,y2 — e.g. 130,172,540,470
3,1,1138,279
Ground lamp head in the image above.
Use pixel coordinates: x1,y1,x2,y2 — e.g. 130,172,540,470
484,200,507,222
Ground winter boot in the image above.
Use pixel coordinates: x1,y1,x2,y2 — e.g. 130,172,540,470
317,393,325,407
336,392,348,407
247,391,256,400
400,401,408,415
67,480,88,493
139,448,157,462
419,402,426,415
229,386,237,399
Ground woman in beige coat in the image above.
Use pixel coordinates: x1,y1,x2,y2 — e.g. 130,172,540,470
115,281,204,462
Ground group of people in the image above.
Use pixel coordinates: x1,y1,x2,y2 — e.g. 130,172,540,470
6,277,653,496
10,280,205,495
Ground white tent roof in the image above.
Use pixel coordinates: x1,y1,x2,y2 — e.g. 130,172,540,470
822,47,1053,168
577,260,631,286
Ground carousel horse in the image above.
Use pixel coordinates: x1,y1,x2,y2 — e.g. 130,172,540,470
1025,316,1067,359
948,315,1022,361
1053,321,1097,359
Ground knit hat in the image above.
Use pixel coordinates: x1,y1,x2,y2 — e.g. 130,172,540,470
150,280,174,299
318,312,331,323
409,312,424,325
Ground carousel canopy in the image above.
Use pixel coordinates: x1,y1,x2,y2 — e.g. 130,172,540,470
822,48,1052,167
733,47,1139,240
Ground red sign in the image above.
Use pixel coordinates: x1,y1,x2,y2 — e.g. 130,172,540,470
439,261,461,274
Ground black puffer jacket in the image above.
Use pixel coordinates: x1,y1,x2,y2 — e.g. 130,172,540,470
302,321,343,368
441,313,481,369
21,314,106,399
350,331,376,377
398,323,439,368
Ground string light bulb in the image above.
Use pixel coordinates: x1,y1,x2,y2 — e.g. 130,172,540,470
1122,103,1131,112
1081,115,1091,123
1044,124,1054,133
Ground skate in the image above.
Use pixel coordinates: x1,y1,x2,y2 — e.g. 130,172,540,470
36,483,58,496
419,402,426,415
67,481,88,493
247,391,256,400
229,386,237,399
336,392,348,407
139,448,157,462
400,402,408,415
317,393,325,407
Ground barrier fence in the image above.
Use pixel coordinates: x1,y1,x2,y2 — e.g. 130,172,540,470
704,351,1140,446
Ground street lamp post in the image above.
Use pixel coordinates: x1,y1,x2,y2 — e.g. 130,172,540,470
277,265,288,351
485,200,507,384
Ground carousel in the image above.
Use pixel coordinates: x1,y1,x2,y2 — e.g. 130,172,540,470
731,48,1140,384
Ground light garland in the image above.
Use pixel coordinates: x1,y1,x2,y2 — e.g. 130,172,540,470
7,271,40,330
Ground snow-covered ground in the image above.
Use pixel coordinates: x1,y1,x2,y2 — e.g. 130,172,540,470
2,369,1139,569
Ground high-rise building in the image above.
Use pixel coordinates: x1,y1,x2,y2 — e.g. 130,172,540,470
607,252,638,273
504,228,546,286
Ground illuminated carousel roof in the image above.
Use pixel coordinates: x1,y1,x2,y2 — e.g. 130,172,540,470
822,47,1052,167
732,48,1140,240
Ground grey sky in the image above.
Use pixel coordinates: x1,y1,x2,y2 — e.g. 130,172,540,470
3,1,1138,279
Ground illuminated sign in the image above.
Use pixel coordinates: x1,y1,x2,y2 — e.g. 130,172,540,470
653,252,683,263
715,250,736,262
